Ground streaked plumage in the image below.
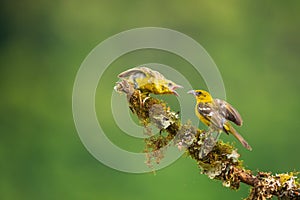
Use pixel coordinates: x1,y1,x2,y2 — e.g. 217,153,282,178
188,89,252,150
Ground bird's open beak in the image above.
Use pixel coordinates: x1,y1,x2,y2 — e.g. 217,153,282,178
172,90,179,96
171,84,183,96
173,84,183,90
187,90,196,96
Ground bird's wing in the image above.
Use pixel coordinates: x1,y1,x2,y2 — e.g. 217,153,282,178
118,67,147,79
214,99,243,126
197,102,224,130
118,67,152,89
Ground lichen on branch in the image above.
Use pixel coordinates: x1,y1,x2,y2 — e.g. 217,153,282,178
115,79,300,200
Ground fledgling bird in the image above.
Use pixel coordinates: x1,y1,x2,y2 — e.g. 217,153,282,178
188,89,252,150
117,67,183,96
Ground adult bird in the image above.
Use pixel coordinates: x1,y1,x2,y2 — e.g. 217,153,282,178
188,89,252,150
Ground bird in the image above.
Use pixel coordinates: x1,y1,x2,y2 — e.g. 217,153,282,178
188,89,252,150
116,67,183,96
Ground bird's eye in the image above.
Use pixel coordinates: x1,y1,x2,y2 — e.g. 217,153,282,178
168,82,173,87
196,91,202,96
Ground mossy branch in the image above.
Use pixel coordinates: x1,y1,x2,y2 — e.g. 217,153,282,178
116,84,300,199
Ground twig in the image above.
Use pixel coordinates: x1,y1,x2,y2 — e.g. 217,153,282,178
115,85,300,200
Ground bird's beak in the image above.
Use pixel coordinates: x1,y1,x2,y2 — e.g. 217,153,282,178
171,84,183,96
173,84,183,89
172,90,179,96
187,90,196,96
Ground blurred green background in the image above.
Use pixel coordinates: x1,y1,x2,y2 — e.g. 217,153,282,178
1,0,299,199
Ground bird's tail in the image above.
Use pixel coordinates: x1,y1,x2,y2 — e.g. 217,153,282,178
226,124,252,151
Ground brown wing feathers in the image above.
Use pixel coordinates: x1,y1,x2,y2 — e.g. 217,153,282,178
214,99,243,126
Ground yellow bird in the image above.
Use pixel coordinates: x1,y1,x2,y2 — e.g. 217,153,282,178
117,67,183,96
188,89,252,150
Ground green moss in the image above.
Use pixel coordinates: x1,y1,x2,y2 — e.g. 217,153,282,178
115,82,300,199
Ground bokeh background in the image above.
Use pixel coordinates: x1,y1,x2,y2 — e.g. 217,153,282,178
1,1,299,199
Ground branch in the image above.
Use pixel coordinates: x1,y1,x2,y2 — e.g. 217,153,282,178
115,84,300,200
